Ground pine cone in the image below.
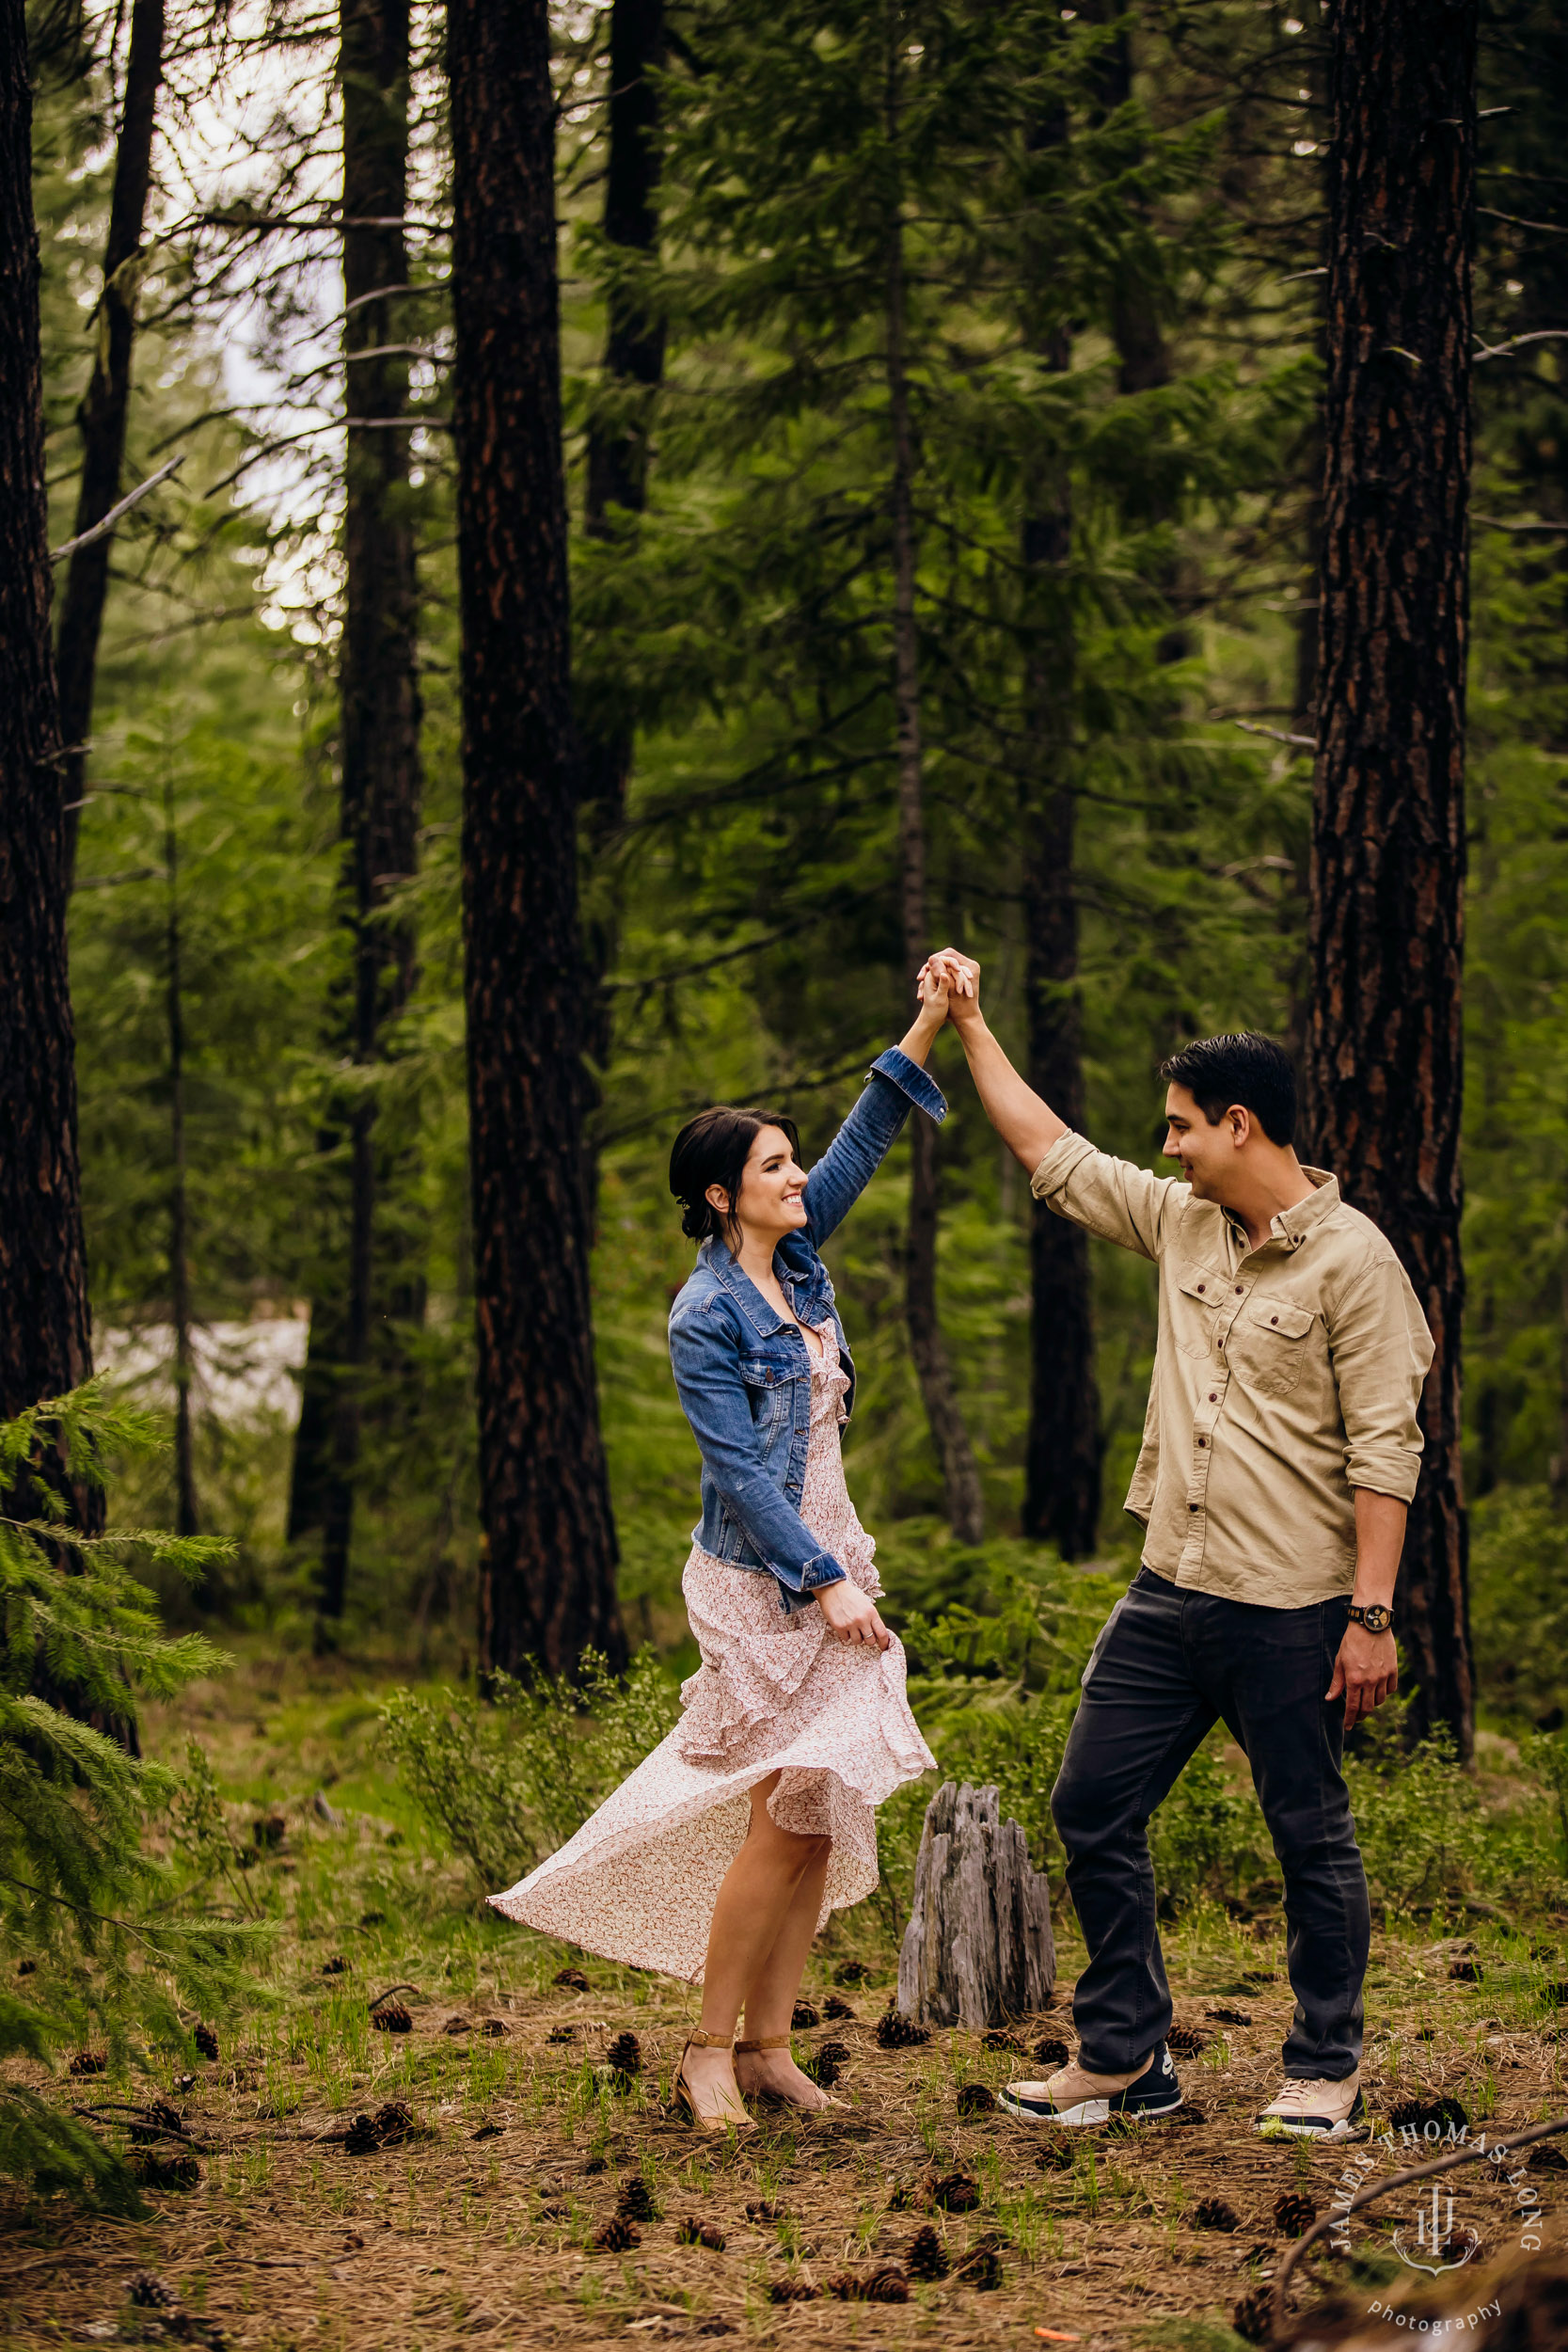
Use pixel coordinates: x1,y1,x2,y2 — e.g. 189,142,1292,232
442,2015,470,2036
834,1961,870,1986
546,2026,576,2044
321,1955,349,1977
803,2041,849,2088
1274,2189,1317,2239
825,2271,864,2300
130,2152,201,2191
930,2170,980,2213
1033,2035,1069,2068
252,1814,286,1851
1166,2025,1210,2058
481,2018,508,2037
371,2001,412,2035
885,2184,917,2210
1194,2198,1240,2233
746,2199,784,2221
617,2177,658,2222
1449,1958,1480,1982
953,2233,1004,2290
981,2027,1023,2053
1035,2140,1074,2172
1388,2094,1468,2135
876,2009,928,2050
583,2156,607,2176
822,1994,856,2022
791,2001,819,2028
344,2099,417,2153
957,2083,995,2117
605,2031,641,2076
16,1959,36,1977
864,2268,910,2303
593,2216,641,2252
768,2280,818,2303
1231,2288,1273,2344
677,2216,726,2249
126,2272,179,2309
905,2224,949,2280
68,2050,107,2076
554,1966,590,1991
1529,2146,1568,2173
1441,2230,1481,2265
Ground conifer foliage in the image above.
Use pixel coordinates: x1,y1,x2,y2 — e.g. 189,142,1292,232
0,1385,245,2204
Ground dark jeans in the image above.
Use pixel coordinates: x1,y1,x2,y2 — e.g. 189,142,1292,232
1052,1567,1369,2082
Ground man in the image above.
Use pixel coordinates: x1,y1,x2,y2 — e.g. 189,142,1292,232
926,951,1433,2141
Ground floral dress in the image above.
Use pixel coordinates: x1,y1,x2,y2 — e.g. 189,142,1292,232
487,1324,935,1981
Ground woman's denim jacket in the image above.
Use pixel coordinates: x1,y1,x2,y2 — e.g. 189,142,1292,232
667,1048,946,1615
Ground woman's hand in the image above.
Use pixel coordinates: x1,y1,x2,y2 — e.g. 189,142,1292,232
920,948,980,1025
816,1578,893,1650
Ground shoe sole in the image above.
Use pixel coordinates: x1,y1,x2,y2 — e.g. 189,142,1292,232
1257,2114,1366,2142
998,2090,1185,2128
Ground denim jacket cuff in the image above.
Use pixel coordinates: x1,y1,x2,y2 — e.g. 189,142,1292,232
800,1552,847,1591
868,1046,946,1125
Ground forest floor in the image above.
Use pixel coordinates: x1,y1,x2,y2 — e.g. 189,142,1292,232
2,1650,1567,2351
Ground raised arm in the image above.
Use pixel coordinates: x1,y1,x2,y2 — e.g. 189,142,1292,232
925,950,1066,1169
800,970,949,1248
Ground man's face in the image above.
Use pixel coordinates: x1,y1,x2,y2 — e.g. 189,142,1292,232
1162,1082,1240,1202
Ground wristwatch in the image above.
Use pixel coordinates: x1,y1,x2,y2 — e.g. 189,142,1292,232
1348,1602,1394,1636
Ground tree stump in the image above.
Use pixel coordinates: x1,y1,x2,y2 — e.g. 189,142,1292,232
897,1782,1055,2027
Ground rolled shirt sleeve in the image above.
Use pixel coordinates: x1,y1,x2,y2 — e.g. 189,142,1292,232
1329,1247,1434,1502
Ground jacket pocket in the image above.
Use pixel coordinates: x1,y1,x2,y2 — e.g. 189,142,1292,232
739,1356,795,1438
1230,1298,1316,1398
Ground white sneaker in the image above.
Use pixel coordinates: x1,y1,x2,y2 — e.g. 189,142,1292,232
1257,2071,1365,2140
998,2043,1183,2128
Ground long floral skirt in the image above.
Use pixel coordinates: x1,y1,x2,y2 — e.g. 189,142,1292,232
486,1548,935,1983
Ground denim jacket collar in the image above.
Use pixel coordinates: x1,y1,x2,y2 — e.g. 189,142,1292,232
702,1237,816,1337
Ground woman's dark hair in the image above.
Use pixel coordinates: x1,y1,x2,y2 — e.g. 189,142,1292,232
669,1106,801,1243
1159,1031,1297,1148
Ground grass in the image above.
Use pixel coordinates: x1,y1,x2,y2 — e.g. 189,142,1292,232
2,1645,1568,2348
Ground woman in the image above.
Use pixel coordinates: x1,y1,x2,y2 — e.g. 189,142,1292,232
488,977,954,2130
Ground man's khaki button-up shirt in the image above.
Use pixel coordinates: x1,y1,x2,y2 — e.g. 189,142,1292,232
1031,1132,1434,1607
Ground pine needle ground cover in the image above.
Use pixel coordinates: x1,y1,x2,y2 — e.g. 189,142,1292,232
4,1658,1568,2348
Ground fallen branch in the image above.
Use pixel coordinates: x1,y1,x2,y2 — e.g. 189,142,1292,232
1271,2112,1568,2337
70,2102,214,2153
367,1981,421,2011
49,454,185,562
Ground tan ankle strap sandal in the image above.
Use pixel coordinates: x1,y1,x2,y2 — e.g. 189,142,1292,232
673,2029,754,2135
735,2035,791,2053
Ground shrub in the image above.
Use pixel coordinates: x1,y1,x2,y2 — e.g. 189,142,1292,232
379,1645,679,1884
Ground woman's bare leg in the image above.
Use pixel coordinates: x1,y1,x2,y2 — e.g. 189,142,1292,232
735,1836,835,2109
679,1774,829,2124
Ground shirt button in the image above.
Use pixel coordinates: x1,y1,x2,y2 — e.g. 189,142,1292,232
1209,1392,1217,1403
1196,1283,1206,1294
1271,1315,1278,1326
1197,1438,1207,1448
1235,1284,1243,1295
1189,1502,1199,1512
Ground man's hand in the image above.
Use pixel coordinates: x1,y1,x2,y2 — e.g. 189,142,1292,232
1325,1622,1398,1734
921,946,982,1025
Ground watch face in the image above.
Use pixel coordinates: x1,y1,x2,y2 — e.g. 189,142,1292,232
1359,1605,1392,1633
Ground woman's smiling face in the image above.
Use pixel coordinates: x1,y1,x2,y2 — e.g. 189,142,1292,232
706,1123,809,1247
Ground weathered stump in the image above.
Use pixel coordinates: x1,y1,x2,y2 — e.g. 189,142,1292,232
896,1781,1055,2028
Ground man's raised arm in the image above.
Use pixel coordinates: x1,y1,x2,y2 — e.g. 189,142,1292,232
925,949,1067,1170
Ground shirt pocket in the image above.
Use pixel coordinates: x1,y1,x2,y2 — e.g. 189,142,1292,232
1229,1299,1316,1398
1172,1263,1227,1359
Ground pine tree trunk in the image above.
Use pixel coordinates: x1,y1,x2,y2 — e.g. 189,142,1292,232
0,0,93,1426
290,0,423,1622
163,777,198,1538
54,0,164,887
579,0,666,1180
449,0,624,1677
1307,0,1476,1756
883,18,984,1548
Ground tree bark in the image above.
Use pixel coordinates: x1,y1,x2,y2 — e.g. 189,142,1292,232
0,0,93,1427
53,0,165,887
1020,469,1101,1560
883,13,984,1547
289,0,423,1624
163,774,197,1538
579,0,666,1173
449,0,624,1677
1306,0,1476,1756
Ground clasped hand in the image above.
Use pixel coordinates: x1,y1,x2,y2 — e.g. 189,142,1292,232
816,1578,892,1650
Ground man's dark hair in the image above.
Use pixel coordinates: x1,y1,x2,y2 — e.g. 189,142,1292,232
1159,1032,1297,1149
669,1105,802,1242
